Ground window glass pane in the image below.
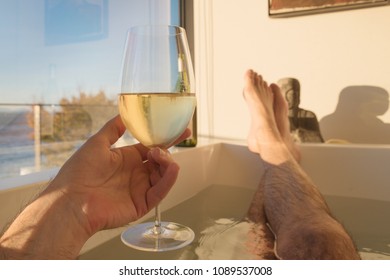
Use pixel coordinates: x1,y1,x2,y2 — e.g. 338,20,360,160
0,0,180,179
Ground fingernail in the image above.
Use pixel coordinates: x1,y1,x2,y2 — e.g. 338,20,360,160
160,148,172,160
152,147,166,158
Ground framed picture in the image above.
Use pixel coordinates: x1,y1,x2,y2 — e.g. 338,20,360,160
269,0,389,18
45,0,108,45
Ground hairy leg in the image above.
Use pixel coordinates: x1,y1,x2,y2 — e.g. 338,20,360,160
246,176,277,259
243,70,359,259
243,70,280,259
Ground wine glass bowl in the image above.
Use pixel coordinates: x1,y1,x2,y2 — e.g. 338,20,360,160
118,92,195,148
118,25,196,251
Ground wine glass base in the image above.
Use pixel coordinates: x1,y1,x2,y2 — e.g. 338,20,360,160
121,222,195,252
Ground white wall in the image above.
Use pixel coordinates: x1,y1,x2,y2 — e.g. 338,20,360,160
195,0,390,143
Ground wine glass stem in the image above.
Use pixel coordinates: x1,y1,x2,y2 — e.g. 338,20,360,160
153,205,162,235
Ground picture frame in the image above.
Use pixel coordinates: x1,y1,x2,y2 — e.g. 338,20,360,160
45,0,109,45
269,0,389,18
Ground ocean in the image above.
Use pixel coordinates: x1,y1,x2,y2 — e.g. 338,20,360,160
0,105,119,180
0,108,37,179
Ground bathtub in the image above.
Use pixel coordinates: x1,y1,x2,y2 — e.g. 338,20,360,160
0,139,389,259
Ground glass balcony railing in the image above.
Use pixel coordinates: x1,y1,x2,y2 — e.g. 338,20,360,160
0,103,118,179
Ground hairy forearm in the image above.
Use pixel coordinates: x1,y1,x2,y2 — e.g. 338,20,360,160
0,185,90,259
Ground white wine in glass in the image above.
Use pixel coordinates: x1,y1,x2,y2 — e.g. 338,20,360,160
119,25,196,251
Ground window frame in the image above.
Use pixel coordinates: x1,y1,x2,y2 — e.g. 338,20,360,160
0,0,195,190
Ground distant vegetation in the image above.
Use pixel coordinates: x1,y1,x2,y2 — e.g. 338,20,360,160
27,90,118,167
28,90,117,142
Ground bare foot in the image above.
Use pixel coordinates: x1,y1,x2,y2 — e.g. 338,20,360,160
243,70,300,162
270,83,301,162
243,70,280,152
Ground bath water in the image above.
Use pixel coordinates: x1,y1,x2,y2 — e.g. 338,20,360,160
80,185,390,260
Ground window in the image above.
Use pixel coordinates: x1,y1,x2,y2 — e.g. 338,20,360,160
0,0,181,179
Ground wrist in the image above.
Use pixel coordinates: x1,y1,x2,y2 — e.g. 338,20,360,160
51,181,102,236
45,180,96,238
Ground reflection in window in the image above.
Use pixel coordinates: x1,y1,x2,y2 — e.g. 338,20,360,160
45,0,109,45
0,0,180,179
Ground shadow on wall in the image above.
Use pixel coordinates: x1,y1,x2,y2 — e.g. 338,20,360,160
320,86,390,144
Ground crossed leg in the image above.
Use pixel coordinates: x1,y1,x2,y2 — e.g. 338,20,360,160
243,70,360,259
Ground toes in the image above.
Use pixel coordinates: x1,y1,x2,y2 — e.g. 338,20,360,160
271,83,287,113
270,83,282,98
245,69,256,82
244,70,256,89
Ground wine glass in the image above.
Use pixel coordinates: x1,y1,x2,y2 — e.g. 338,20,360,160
118,25,196,251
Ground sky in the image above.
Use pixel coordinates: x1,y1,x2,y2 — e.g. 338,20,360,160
0,0,179,105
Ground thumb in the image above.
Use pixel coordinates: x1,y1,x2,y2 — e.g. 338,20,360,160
95,115,126,146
